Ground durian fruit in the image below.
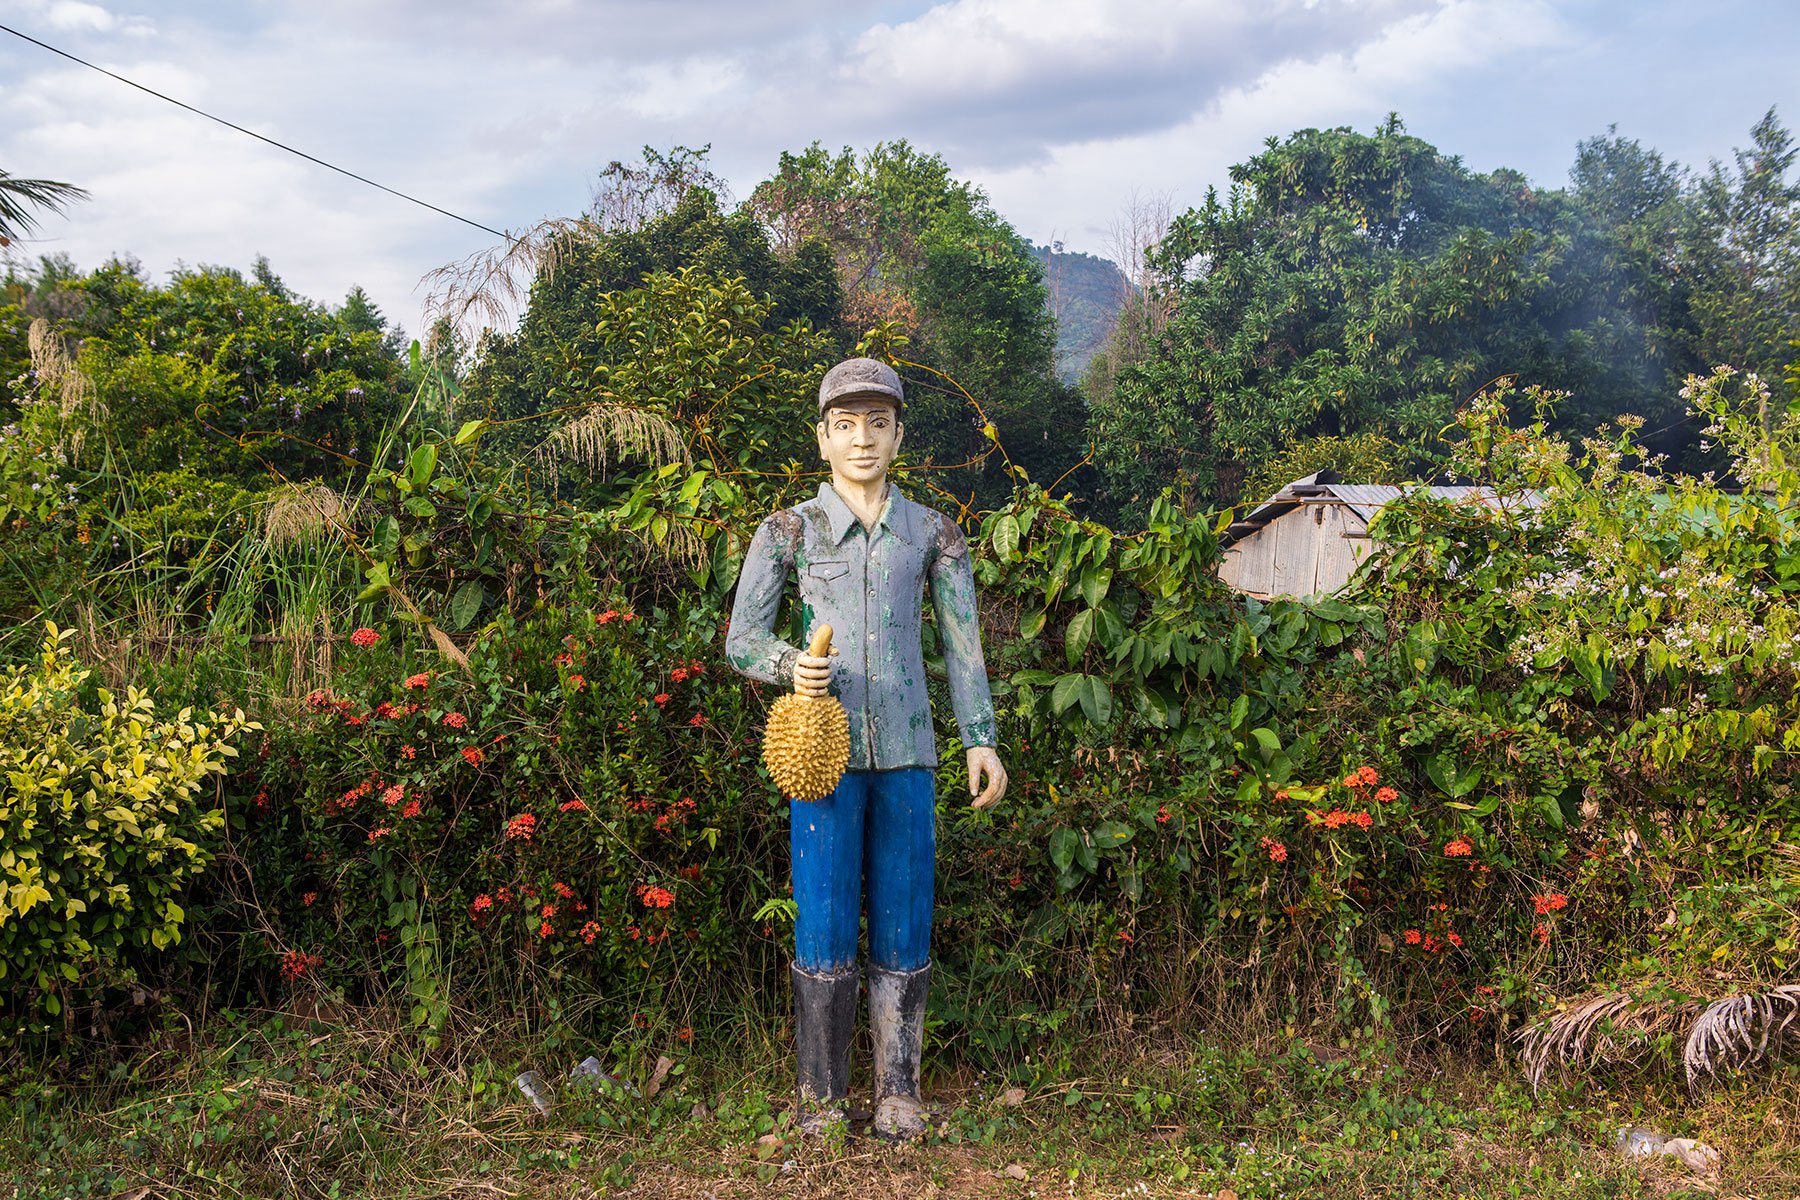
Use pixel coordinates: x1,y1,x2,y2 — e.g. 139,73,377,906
764,625,850,802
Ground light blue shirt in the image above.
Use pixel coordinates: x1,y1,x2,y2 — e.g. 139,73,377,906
726,483,998,770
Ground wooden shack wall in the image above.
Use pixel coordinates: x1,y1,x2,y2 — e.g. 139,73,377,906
1218,503,1373,598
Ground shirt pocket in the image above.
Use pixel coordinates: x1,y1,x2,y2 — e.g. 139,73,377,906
804,559,850,583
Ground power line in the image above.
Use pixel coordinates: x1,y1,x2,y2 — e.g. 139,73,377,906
0,21,509,241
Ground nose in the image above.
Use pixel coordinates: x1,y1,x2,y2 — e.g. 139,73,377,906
851,422,874,447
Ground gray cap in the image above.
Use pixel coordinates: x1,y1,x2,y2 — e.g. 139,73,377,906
817,357,903,416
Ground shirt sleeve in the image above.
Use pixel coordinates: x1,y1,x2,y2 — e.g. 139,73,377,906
725,511,801,686
928,515,998,749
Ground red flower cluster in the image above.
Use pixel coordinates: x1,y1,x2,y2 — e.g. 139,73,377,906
1155,807,1171,824
1375,787,1399,804
552,881,575,899
1311,809,1374,830
462,746,485,766
470,894,494,917
1443,837,1474,857
441,711,467,729
580,921,601,944
1343,765,1380,789
559,798,588,812
405,672,433,689
401,800,421,819
596,609,637,625
302,892,318,907
280,949,323,982
654,797,698,833
653,693,671,707
381,784,405,807
400,745,417,760
688,712,706,727
1258,836,1288,863
350,627,380,648
638,884,676,909
567,674,587,691
1531,892,1569,915
504,812,537,841
367,824,391,841
1403,928,1422,945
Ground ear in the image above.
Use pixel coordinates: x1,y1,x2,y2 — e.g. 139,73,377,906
892,419,904,453
815,418,829,461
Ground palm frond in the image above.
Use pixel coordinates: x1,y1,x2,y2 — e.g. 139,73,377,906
1683,985,1800,1089
0,171,90,243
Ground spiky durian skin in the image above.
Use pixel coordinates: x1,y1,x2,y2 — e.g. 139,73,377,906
764,694,851,802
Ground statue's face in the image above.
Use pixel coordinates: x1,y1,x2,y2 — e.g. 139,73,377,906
816,398,903,486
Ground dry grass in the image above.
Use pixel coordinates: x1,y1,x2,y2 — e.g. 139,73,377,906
263,483,352,546
536,405,691,485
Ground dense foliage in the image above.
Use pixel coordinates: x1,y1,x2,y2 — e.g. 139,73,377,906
1088,112,1800,517
0,625,252,1034
0,121,1796,1086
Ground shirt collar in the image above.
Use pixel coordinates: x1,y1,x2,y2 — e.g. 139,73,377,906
817,481,919,546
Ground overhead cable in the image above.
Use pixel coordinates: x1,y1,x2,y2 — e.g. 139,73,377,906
0,21,509,240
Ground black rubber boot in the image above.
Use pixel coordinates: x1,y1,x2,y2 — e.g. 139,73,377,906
792,964,858,1136
868,962,930,1141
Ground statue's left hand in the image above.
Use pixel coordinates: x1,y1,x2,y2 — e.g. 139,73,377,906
967,746,1008,810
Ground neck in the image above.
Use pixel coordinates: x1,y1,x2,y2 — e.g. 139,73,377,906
830,474,889,530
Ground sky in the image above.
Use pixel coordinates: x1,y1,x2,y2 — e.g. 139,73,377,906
2,0,1796,341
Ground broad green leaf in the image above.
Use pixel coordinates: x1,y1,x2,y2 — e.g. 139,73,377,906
1091,820,1134,850
992,513,1021,562
1426,752,1482,799
1077,676,1112,725
1065,608,1095,666
447,581,484,631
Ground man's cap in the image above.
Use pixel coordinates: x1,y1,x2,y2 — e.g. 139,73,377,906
817,357,903,416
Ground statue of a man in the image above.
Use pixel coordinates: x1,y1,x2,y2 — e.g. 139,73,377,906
726,357,1007,1140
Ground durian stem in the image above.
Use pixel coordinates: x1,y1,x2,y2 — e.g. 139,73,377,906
799,625,834,697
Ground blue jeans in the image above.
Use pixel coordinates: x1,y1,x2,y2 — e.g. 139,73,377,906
791,768,934,973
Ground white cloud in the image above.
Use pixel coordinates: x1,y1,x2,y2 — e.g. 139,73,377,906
0,0,1791,348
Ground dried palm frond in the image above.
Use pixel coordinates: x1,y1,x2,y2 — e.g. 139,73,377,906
535,404,690,489
420,218,590,345
264,484,351,547
1683,985,1800,1089
1515,990,1694,1093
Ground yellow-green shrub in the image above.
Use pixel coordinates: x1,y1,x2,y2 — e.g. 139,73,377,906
0,625,255,1021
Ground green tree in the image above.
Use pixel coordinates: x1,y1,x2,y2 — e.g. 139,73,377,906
748,142,1086,509
1678,109,1800,391
1092,118,1678,515
461,185,844,462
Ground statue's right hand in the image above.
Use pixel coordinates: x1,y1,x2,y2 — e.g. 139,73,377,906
793,651,834,698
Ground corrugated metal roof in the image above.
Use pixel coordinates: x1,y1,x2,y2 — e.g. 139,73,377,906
1224,474,1542,545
